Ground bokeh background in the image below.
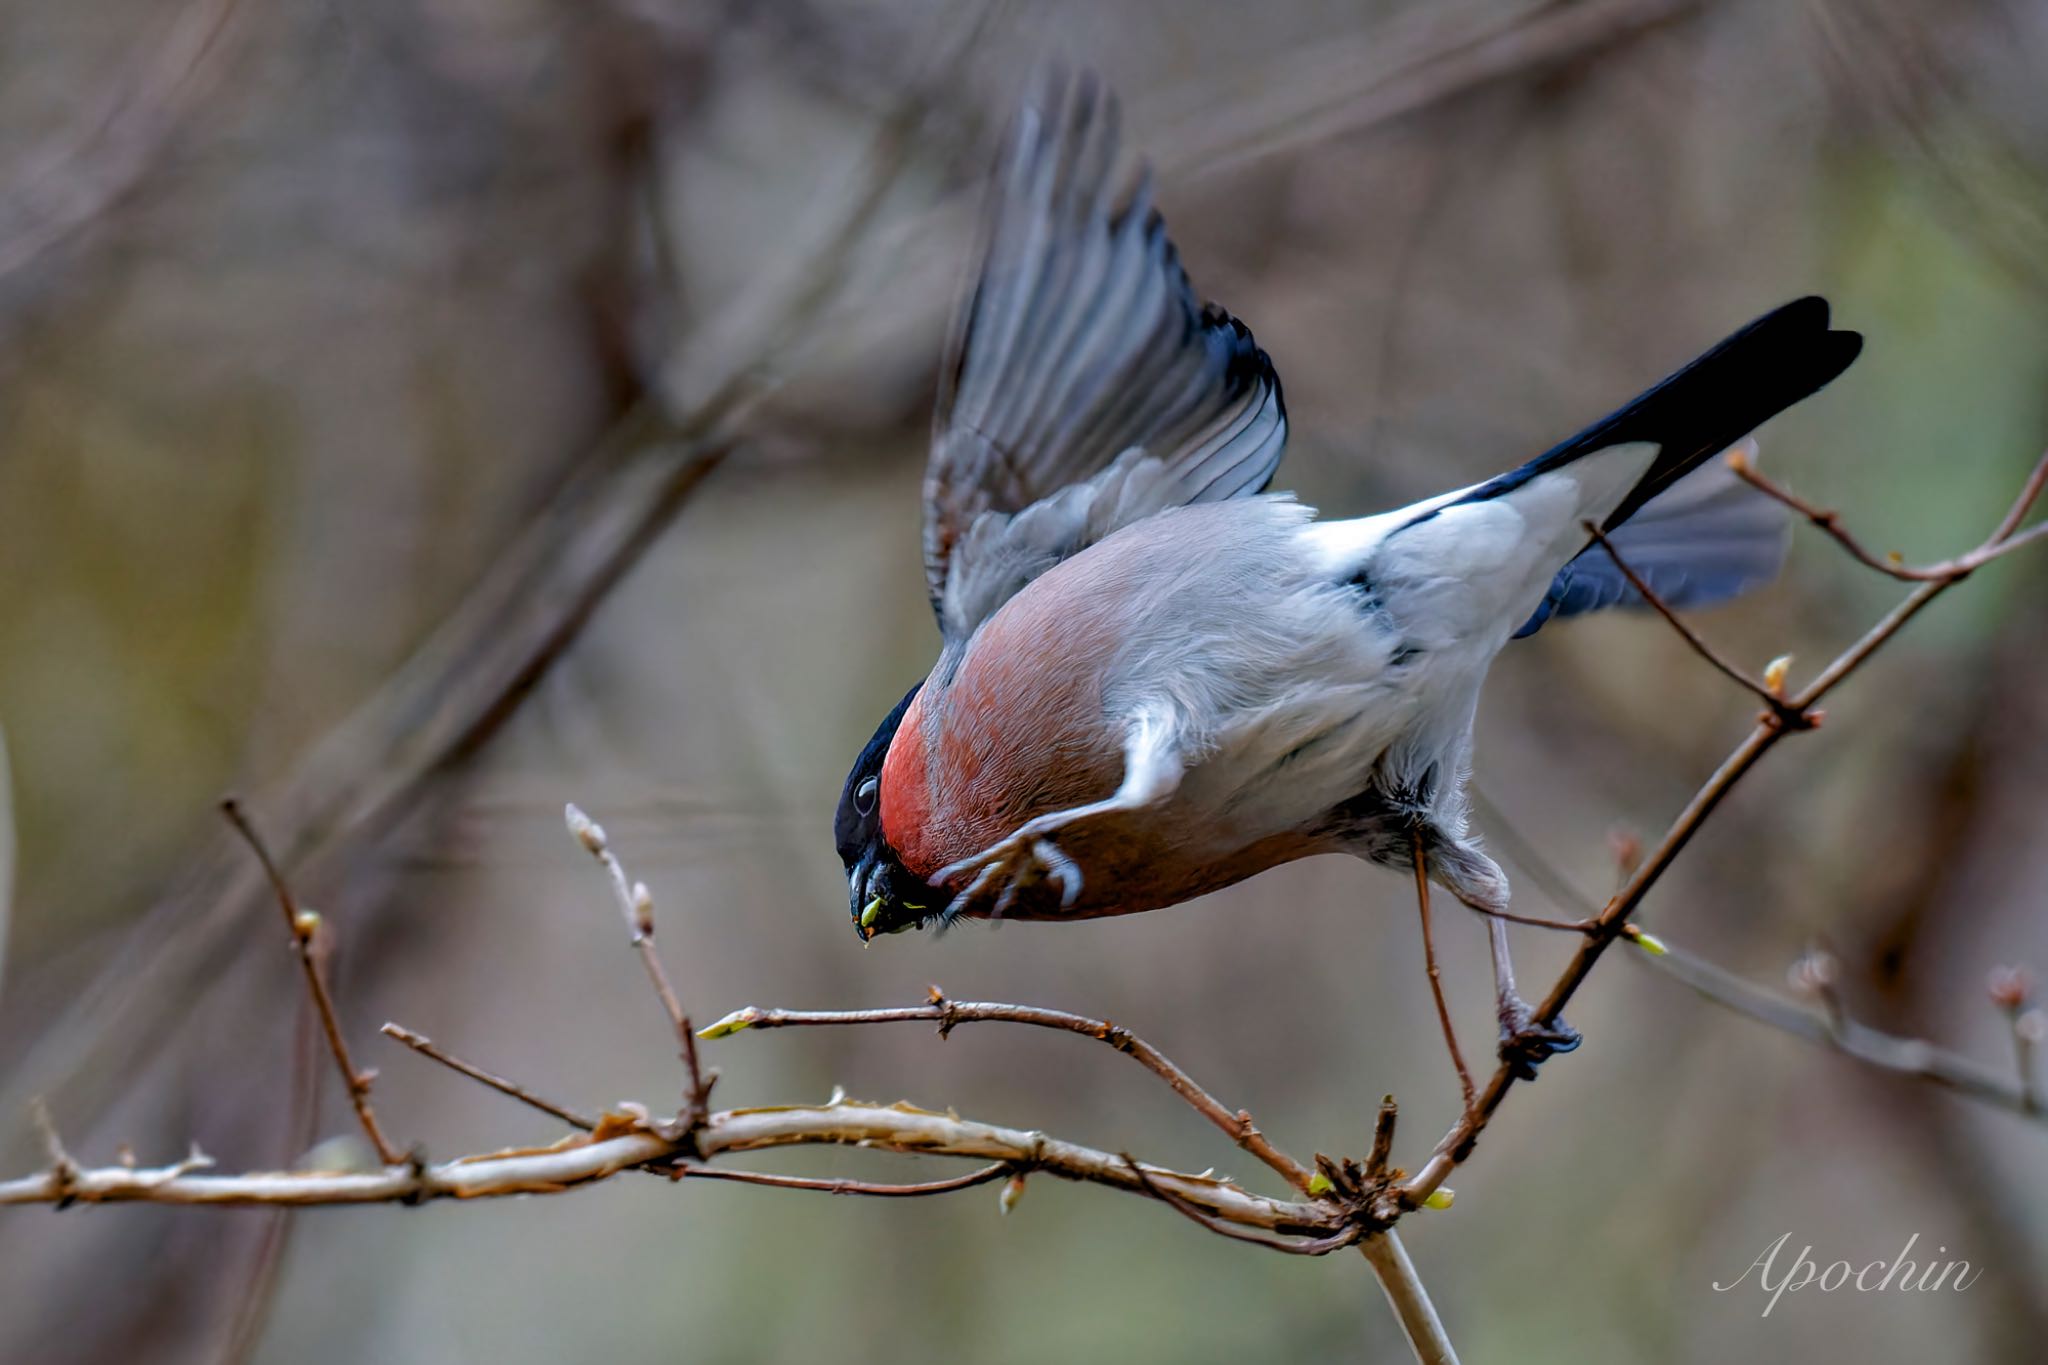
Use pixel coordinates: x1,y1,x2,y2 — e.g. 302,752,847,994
2,0,2045,1361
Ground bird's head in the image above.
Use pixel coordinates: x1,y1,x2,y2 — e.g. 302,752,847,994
835,681,935,943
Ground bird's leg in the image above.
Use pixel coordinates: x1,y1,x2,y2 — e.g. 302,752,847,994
931,707,1183,920
1410,829,1476,1112
1482,912,1582,1081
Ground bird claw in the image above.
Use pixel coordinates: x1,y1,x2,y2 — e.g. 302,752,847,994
934,830,1084,919
1496,996,1581,1081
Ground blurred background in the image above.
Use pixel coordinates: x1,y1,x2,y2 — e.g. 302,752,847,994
1,0,2045,1360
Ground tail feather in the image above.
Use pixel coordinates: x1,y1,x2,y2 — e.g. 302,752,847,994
1454,296,1863,530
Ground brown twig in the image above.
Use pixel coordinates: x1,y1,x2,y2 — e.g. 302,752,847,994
1400,446,2048,1202
565,804,713,1127
1579,519,1800,720
219,799,403,1167
1728,446,2048,582
1120,1154,1365,1256
1409,834,1476,1111
1366,1096,1399,1181
698,993,1315,1193
380,1025,596,1133
0,1101,1330,1236
672,1161,1013,1198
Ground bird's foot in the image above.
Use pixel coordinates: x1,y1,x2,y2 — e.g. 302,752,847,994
1497,995,1581,1081
931,823,1084,920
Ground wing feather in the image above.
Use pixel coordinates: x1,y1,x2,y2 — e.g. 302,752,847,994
923,73,1288,640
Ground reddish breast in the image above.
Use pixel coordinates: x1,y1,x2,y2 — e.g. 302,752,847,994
879,564,1128,877
878,689,936,872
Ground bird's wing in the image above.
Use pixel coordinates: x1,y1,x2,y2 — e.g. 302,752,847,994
924,73,1287,641
1511,438,1789,637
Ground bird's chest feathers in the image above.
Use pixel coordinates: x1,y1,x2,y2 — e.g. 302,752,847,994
881,599,1126,875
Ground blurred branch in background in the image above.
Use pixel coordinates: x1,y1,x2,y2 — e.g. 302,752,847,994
0,0,990,1150
0,0,246,285
1640,939,2045,1121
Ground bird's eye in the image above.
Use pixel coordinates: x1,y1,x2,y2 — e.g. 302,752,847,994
854,776,879,817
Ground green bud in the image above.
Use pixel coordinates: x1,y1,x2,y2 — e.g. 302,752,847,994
697,1009,757,1040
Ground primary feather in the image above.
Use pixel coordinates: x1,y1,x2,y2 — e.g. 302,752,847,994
923,72,1287,641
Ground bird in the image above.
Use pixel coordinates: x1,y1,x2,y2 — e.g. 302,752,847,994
833,73,1861,1074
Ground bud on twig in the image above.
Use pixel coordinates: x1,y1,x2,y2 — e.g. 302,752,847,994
292,909,322,943
1988,964,2034,1014
564,802,607,855
1762,655,1793,699
1623,925,1668,957
1787,950,1838,996
699,1008,760,1040
632,882,656,939
999,1173,1027,1214
1422,1187,1454,1210
1788,949,1844,1034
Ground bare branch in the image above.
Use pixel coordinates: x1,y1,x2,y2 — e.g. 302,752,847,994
1366,1096,1399,1181
0,1101,1330,1235
1728,446,2048,582
220,799,403,1167
673,1161,1014,1199
380,1025,595,1133
698,992,1315,1192
1120,1154,1363,1256
565,805,711,1125
1579,519,1799,719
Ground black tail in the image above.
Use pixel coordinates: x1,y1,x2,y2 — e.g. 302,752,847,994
1459,297,1862,529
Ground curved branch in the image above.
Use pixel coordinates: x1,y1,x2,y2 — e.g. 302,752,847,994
700,997,1314,1192
0,1101,1330,1235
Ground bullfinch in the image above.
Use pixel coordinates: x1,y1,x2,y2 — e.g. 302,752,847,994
834,73,1861,1069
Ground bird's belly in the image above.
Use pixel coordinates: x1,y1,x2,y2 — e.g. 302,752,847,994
966,810,1333,922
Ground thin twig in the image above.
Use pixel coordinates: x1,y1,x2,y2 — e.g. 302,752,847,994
672,1161,1013,1198
698,992,1315,1192
1580,520,1798,719
1410,834,1475,1111
380,1024,596,1133
1455,900,1597,933
565,804,712,1126
1632,936,2046,1121
1366,1096,1399,1181
1729,447,2048,582
219,799,402,1167
1120,1155,1364,1256
0,1100,1331,1236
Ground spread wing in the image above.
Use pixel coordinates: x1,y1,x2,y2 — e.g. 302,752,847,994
924,73,1288,641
